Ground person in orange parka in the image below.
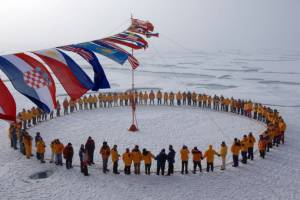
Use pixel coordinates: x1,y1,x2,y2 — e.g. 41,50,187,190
100,141,110,173
180,145,190,174
111,145,120,174
142,148,155,175
204,145,220,172
36,137,46,163
23,132,33,159
231,138,241,167
55,140,64,166
122,148,132,175
131,145,143,175
247,132,256,160
258,135,267,159
191,146,203,173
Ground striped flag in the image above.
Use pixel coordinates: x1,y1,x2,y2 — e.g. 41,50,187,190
58,45,110,91
103,31,148,50
0,79,16,122
33,48,93,100
0,53,57,113
93,40,139,69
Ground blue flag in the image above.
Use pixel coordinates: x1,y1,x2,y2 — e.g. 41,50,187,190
76,41,129,65
58,45,110,91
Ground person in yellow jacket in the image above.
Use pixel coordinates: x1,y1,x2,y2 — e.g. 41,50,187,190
180,145,190,174
192,92,197,106
247,132,256,160
142,148,155,175
54,140,64,166
220,141,228,170
157,90,162,105
169,92,175,106
111,145,120,174
204,145,220,172
143,92,149,105
23,132,33,159
122,148,132,175
176,91,183,106
36,137,46,163
191,146,203,174
131,145,143,175
149,90,155,105
163,92,169,105
50,139,56,163
231,138,241,167
241,135,249,164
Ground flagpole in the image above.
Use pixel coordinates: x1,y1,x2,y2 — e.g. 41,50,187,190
129,15,138,132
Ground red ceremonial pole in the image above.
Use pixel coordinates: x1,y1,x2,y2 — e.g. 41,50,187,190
128,15,138,132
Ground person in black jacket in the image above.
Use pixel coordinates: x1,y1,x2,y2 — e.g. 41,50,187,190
85,136,95,165
156,149,167,176
167,145,176,176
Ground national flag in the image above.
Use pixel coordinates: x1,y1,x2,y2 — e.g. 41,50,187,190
103,31,148,49
0,53,57,113
33,48,94,100
93,40,139,69
127,18,159,37
0,78,16,122
58,45,110,91
76,41,129,65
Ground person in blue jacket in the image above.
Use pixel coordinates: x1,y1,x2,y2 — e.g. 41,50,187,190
155,149,168,176
167,145,176,176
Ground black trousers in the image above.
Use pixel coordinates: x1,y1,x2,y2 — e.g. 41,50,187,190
241,151,247,164
157,164,165,175
66,158,72,169
88,150,94,164
248,147,254,160
113,161,118,173
181,161,188,174
193,161,202,173
167,162,174,175
206,162,213,172
145,164,151,175
124,166,131,175
233,155,239,167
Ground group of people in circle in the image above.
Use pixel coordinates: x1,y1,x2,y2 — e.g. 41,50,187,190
7,90,286,176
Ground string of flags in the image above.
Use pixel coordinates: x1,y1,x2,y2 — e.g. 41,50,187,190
0,18,158,123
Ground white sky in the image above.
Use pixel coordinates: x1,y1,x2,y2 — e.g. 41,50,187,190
0,0,299,53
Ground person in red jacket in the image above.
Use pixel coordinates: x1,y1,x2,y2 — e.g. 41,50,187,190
63,143,74,169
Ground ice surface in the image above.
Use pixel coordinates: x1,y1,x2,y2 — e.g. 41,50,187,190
1,50,300,200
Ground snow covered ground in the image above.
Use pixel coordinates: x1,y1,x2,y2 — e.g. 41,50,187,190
1,50,300,200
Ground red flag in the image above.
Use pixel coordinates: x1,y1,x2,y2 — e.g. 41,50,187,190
0,79,16,122
127,18,156,36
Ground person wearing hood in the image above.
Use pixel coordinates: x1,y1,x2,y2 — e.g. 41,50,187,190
111,145,120,174
204,145,220,172
231,138,241,167
36,137,46,163
122,148,132,175
100,141,110,173
156,149,168,175
191,146,203,174
180,145,190,174
85,136,95,165
131,145,143,175
63,143,74,169
142,148,155,175
219,141,228,170
167,145,176,176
